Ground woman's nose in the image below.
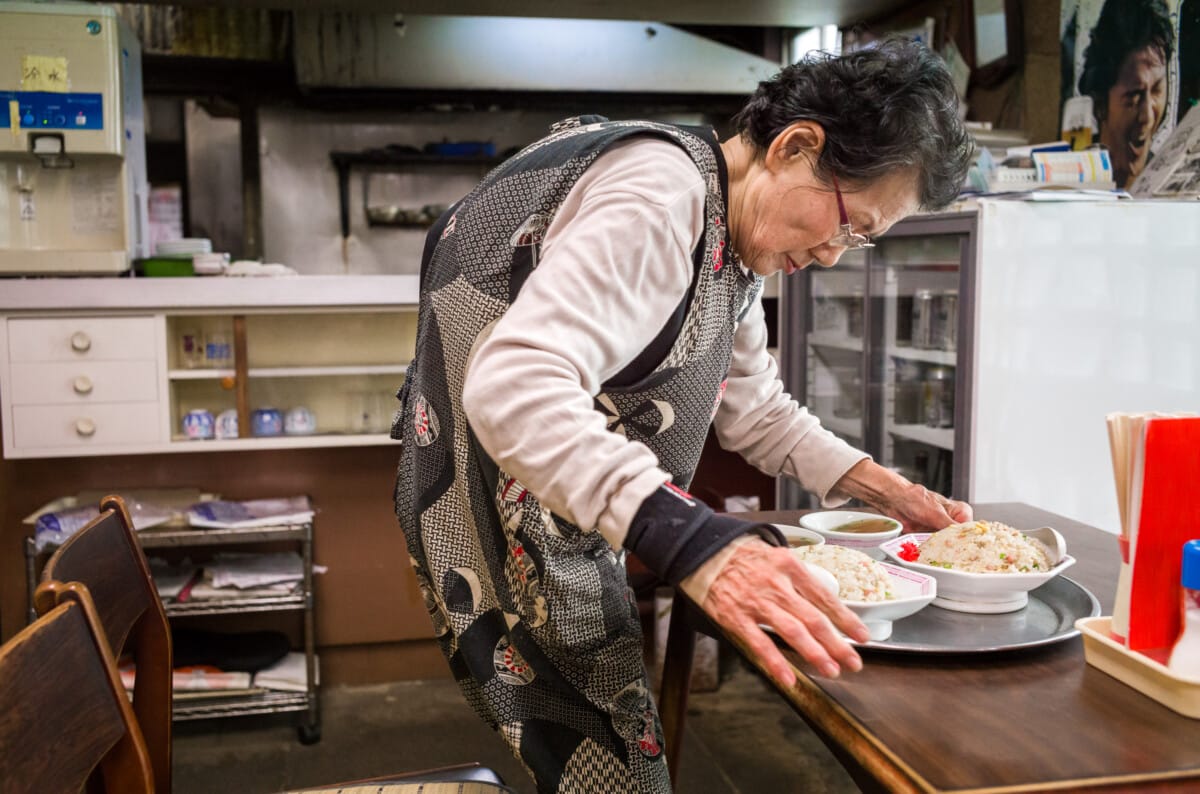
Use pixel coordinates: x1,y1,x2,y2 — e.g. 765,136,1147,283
813,244,847,268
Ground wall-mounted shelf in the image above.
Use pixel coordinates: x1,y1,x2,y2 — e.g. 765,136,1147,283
330,148,503,240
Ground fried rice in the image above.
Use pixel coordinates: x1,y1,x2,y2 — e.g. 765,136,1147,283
917,520,1052,573
794,544,895,602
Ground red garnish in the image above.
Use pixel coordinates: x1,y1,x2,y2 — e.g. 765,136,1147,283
898,541,920,562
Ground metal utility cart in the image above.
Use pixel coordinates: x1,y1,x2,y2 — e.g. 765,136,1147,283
25,519,321,744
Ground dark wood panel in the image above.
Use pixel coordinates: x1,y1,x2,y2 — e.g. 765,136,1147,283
731,504,1200,792
0,444,432,653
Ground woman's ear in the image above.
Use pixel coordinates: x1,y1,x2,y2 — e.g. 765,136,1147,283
766,121,826,172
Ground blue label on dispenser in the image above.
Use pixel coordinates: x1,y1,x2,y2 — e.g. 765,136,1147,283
0,91,103,130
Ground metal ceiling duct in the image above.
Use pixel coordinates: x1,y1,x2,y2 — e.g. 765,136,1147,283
293,13,783,93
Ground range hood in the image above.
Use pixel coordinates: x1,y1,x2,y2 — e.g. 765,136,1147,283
294,13,783,94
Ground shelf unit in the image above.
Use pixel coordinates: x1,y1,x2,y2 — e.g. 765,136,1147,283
24,520,321,740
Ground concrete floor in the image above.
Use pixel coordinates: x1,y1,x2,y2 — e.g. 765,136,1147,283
173,660,861,793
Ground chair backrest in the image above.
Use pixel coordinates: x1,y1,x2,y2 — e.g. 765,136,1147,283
0,582,154,794
36,494,173,794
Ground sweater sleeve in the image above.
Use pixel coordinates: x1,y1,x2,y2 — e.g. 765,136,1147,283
461,138,703,549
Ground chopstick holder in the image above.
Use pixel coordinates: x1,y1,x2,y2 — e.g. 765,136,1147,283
1126,416,1200,654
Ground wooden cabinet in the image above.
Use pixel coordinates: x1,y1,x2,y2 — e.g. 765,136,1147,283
5,316,164,453
0,276,418,459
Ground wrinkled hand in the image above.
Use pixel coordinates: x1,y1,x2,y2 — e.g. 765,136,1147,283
874,480,973,534
835,460,973,534
701,539,869,689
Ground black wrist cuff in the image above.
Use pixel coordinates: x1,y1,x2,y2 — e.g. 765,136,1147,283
624,483,786,586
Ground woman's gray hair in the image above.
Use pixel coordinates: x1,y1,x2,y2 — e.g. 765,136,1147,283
733,37,973,211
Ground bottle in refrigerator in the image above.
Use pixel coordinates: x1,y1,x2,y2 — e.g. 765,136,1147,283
933,291,959,352
846,290,865,339
832,365,863,420
893,360,923,425
923,365,954,428
912,289,935,349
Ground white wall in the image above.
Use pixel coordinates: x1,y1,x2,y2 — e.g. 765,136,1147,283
259,107,707,275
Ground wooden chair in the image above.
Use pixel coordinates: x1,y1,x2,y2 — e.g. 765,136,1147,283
35,494,173,794
0,581,154,794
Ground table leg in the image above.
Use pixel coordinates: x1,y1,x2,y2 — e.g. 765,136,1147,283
659,589,695,786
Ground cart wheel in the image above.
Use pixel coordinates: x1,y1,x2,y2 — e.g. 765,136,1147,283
298,723,321,745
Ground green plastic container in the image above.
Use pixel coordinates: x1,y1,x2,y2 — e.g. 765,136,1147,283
136,257,195,277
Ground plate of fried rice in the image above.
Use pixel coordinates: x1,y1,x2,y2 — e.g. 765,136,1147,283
880,520,1076,613
793,544,937,641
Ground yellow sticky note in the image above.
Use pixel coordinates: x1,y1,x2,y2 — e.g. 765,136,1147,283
21,55,69,93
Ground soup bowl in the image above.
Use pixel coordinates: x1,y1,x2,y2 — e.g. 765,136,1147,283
798,510,903,560
773,524,826,550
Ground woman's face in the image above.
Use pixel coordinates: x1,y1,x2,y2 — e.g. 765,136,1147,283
1101,45,1168,188
730,131,921,278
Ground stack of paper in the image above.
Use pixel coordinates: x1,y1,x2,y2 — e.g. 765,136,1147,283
187,496,314,529
252,652,317,692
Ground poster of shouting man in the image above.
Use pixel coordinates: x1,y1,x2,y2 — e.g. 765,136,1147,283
1061,0,1198,190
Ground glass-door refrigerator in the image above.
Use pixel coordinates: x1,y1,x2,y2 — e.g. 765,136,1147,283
778,212,978,510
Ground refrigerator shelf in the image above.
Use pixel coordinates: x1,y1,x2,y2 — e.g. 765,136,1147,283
888,423,954,451
887,345,956,367
808,332,864,353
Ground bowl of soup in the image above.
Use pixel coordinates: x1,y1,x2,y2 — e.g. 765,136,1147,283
798,510,903,560
773,524,826,549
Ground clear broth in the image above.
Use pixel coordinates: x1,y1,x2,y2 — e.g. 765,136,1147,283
787,537,820,548
831,518,897,535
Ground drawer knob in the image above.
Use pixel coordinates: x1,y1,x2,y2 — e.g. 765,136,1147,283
73,375,94,395
70,331,92,352
75,418,96,437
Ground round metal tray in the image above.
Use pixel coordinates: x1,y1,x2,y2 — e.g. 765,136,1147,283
858,576,1101,654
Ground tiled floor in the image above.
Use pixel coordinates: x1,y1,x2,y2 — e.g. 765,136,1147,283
173,660,861,793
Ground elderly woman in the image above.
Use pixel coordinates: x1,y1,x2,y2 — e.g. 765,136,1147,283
394,38,974,793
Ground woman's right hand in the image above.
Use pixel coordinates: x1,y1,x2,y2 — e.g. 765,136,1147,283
699,538,869,689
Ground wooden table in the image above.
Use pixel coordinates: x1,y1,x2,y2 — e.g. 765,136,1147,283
660,503,1200,793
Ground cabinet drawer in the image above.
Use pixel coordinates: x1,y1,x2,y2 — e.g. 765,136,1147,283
8,316,157,362
12,402,162,449
10,361,160,405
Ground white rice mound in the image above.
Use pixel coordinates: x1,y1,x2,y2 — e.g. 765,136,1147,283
794,544,894,602
917,520,1052,573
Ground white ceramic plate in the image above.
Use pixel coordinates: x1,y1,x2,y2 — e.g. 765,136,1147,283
798,510,902,560
879,533,1077,614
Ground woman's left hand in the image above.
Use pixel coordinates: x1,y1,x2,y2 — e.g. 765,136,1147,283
833,459,973,534
872,479,972,534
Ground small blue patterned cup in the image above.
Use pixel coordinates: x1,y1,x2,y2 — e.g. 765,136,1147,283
182,409,215,440
251,407,283,437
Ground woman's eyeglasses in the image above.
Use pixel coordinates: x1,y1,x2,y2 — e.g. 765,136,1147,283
829,174,874,249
